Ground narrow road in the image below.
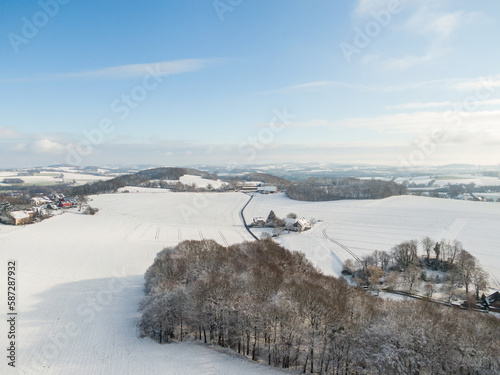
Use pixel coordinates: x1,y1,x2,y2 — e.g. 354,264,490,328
240,193,259,241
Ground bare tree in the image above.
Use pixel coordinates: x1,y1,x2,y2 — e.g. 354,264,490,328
448,240,463,265
392,240,419,270
402,264,421,292
421,236,435,262
456,249,476,296
471,266,488,300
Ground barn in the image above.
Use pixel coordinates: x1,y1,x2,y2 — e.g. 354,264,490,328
256,186,278,194
8,211,33,226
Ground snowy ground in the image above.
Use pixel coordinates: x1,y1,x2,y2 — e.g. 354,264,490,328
395,174,500,188
244,193,500,287
431,175,500,187
179,174,226,189
0,192,286,375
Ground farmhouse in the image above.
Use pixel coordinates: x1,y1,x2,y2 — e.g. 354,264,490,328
485,291,500,312
31,196,53,206
59,198,74,208
256,186,278,194
285,217,311,232
252,217,266,227
238,181,262,192
8,210,34,226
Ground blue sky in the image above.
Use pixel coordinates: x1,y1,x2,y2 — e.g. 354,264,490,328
1,0,500,168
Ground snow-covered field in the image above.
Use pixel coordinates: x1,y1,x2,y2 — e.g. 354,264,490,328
395,174,500,188
179,174,226,189
1,189,499,373
432,175,500,187
0,191,285,374
244,193,500,287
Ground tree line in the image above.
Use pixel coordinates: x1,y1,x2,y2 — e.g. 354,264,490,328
344,237,490,304
286,178,407,201
69,167,216,196
140,239,499,374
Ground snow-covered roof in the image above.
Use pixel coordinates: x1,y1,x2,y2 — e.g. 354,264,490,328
257,186,277,191
296,218,310,227
9,211,30,220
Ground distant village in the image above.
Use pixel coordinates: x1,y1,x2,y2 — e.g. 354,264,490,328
0,194,82,226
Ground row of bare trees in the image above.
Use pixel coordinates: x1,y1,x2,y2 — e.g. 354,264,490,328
347,238,490,301
140,239,499,374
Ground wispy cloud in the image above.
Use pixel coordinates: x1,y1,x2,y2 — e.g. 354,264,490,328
0,126,24,139
59,59,215,79
335,110,500,142
276,74,500,94
253,119,330,128
387,98,500,110
270,81,371,93
355,0,486,70
5,59,218,82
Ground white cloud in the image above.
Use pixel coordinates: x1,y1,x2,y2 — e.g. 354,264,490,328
277,74,500,94
5,59,217,82
334,109,500,145
63,59,214,79
355,1,485,70
275,80,371,93
404,9,464,40
30,139,66,154
355,0,412,16
387,98,500,110
254,119,330,128
0,127,24,139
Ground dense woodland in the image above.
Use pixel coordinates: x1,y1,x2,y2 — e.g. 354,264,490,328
140,239,499,374
286,178,407,201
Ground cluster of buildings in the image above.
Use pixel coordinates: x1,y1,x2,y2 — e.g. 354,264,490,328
237,182,278,194
1,194,79,226
252,210,311,233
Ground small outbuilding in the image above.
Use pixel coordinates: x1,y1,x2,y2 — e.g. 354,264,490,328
8,211,33,226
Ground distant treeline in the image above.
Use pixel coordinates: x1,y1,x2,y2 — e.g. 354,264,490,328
0,184,67,195
69,167,216,196
286,177,407,201
140,239,499,374
2,178,24,184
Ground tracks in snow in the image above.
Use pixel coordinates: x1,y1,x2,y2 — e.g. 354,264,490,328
218,231,229,247
322,226,362,264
